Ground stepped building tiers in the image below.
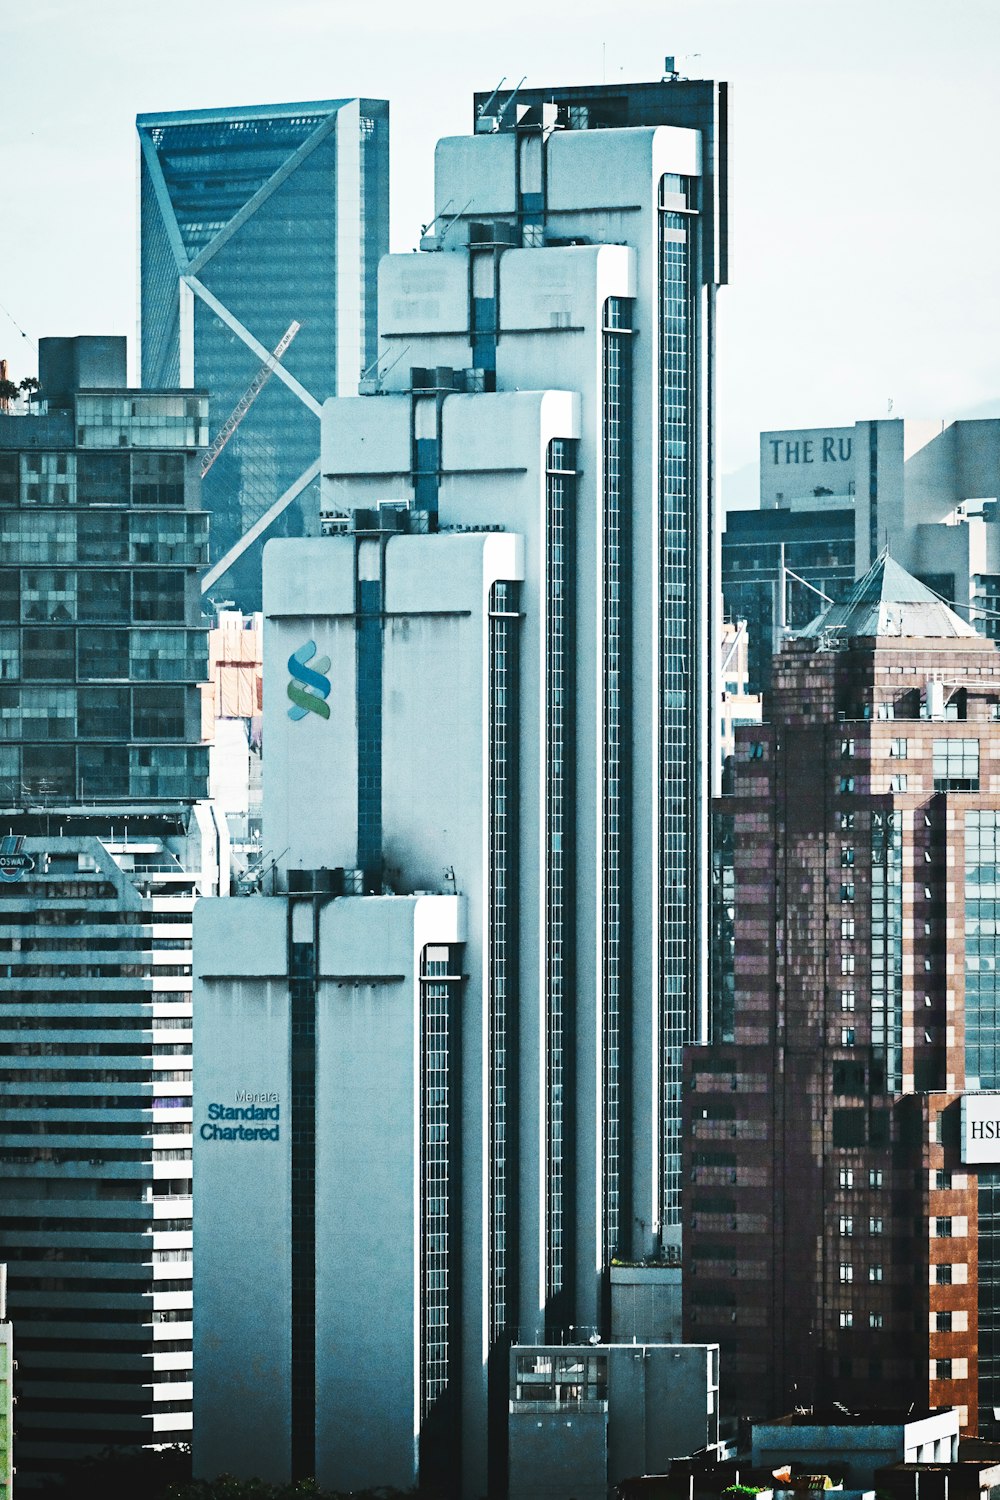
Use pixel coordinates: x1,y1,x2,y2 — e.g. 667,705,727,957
194,76,730,1497
689,555,1000,1436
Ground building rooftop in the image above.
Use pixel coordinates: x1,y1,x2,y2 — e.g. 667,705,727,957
799,553,979,641
760,1407,950,1428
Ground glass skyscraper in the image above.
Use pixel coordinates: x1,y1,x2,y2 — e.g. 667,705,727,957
0,336,222,1479
137,98,389,609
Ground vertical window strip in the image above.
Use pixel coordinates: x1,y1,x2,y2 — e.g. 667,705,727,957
420,945,456,1417
658,175,696,1230
871,817,903,1091
545,439,576,1311
488,580,519,1339
602,297,631,1260
289,934,316,1479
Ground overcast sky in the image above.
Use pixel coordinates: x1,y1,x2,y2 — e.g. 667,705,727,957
2,0,998,491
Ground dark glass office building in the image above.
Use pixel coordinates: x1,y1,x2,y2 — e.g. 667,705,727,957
0,337,210,805
137,98,389,609
0,336,218,1477
722,505,855,697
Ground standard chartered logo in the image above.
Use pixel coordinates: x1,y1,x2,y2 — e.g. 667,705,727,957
287,640,331,721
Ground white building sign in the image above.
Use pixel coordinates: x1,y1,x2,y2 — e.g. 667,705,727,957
759,425,856,508
961,1092,1000,1164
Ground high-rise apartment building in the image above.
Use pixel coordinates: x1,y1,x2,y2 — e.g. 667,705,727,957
0,337,222,1476
137,98,389,609
194,76,729,1497
686,555,1000,1436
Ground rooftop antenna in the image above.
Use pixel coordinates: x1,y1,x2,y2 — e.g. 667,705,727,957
476,78,507,122
436,197,475,248
361,341,411,388
370,342,411,393
496,76,527,129
419,198,454,242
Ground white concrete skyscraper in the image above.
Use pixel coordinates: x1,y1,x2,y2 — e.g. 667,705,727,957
194,77,730,1497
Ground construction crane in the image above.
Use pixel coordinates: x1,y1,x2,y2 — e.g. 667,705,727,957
200,320,301,478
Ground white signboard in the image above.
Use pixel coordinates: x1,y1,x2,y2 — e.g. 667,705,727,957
759,426,856,508
961,1092,1000,1164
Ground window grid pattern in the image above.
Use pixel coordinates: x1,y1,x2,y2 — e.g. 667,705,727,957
602,297,632,1260
0,441,207,804
658,173,697,1226
934,738,979,793
487,581,519,1339
978,1169,1000,1430
545,439,576,1309
0,868,194,1449
356,571,383,872
966,812,1000,1090
420,946,457,1417
289,935,316,1479
871,815,902,1089
140,106,388,609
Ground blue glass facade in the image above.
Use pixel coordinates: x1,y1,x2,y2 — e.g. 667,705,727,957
0,389,209,806
138,101,389,610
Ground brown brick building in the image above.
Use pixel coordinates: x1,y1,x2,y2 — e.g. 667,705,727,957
684,556,1000,1433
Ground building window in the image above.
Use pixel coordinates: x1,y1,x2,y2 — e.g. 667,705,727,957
869,1265,884,1282
841,918,855,939
841,1027,856,1047
487,579,519,1336
877,703,895,720
889,774,908,792
839,776,855,793
839,1310,853,1328
841,739,855,758
870,1169,883,1188
869,1217,883,1235
658,172,695,1233
937,1311,953,1332
839,1216,853,1236
936,1264,953,1284
420,944,458,1417
936,1358,953,1380
936,1170,952,1190
841,883,855,902
936,1217,953,1237
933,738,979,792
839,1264,853,1283
889,738,908,758
748,741,765,760
841,847,855,867
839,812,855,830
841,955,855,974
839,1168,854,1189
545,437,577,1297
602,296,631,1265
841,991,856,1011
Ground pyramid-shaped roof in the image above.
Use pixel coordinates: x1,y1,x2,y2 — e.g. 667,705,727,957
799,552,978,640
